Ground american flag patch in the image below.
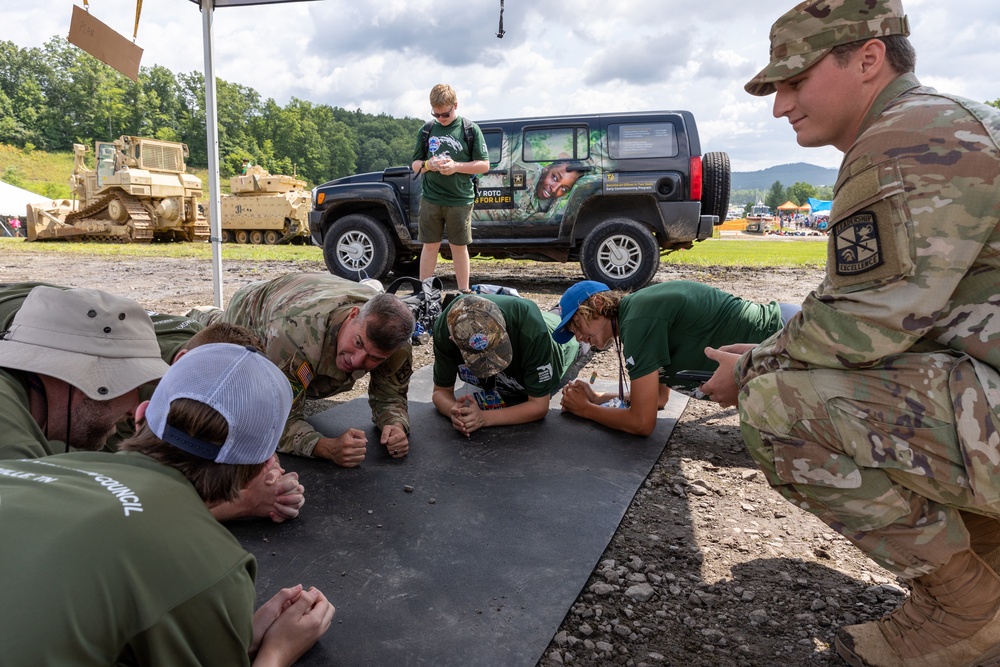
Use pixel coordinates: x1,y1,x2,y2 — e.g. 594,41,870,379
296,361,314,389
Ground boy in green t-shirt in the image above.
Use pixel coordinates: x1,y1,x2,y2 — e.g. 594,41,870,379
410,83,489,291
432,294,581,436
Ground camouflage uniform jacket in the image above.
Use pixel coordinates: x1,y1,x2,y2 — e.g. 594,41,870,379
222,274,412,457
737,73,1000,398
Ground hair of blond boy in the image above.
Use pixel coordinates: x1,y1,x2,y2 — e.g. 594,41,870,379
430,83,457,108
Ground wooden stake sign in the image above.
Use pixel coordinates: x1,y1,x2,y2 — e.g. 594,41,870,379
67,4,143,82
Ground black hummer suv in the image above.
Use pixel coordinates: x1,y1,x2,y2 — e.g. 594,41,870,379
309,111,730,291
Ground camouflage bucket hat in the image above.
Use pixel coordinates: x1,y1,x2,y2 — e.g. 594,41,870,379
744,0,910,96
0,286,168,400
446,295,513,378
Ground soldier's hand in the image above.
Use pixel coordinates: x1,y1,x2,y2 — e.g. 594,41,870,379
701,347,741,408
381,424,409,458
313,430,368,467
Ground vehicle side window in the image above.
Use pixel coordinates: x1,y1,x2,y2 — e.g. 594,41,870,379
522,126,590,162
608,123,678,159
483,130,503,166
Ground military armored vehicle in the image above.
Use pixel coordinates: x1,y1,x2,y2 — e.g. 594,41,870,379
220,165,311,244
26,136,207,243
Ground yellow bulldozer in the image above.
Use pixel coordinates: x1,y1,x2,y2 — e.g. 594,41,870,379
26,136,208,243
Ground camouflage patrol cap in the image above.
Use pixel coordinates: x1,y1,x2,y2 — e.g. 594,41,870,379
446,295,513,378
744,0,910,96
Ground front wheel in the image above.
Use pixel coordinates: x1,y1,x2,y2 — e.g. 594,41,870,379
579,218,659,291
322,213,396,281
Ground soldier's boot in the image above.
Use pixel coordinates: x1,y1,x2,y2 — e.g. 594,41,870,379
835,549,1000,667
962,511,1000,572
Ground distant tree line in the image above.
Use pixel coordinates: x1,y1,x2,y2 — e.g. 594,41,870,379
0,37,425,184
733,98,1000,215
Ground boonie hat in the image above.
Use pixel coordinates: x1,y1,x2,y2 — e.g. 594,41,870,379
0,286,168,399
552,280,610,344
744,0,910,96
446,295,513,378
145,343,292,465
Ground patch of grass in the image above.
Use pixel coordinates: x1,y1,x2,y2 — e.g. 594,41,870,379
1,237,827,269
662,238,827,267
0,237,324,262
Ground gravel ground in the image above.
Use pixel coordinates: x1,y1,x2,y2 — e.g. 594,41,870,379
0,241,899,667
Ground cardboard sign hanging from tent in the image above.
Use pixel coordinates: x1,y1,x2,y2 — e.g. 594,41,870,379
67,5,143,82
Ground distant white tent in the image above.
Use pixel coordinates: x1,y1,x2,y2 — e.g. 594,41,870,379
0,181,47,217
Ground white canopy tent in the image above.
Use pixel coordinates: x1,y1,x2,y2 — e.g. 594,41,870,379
187,0,319,307
0,181,47,217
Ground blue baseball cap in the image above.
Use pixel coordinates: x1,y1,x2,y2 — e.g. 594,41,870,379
552,280,610,344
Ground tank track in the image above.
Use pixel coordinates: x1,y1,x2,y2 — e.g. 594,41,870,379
64,192,154,243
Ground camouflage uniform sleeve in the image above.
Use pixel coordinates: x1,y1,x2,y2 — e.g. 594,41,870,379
739,91,1000,387
368,342,412,433
262,315,324,458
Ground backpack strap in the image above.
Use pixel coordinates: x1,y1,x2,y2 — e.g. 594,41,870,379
419,120,434,161
461,117,477,158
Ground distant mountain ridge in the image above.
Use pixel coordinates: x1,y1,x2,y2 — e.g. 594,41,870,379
731,162,838,190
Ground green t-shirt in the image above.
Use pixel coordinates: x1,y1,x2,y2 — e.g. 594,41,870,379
413,116,488,207
0,367,62,460
0,451,257,666
433,294,580,406
618,281,784,382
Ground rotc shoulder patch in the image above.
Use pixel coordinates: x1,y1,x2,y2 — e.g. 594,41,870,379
295,361,314,390
833,211,884,276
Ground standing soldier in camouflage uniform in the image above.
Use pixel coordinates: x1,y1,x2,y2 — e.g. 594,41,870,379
700,2,1000,665
190,273,415,467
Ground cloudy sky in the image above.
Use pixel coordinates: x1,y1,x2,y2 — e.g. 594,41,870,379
3,0,998,172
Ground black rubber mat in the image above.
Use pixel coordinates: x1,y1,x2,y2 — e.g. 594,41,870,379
229,366,687,666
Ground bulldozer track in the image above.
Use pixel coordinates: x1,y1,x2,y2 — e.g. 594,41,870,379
191,217,210,243
65,192,154,243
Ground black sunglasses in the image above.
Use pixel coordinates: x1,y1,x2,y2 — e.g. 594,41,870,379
431,108,454,119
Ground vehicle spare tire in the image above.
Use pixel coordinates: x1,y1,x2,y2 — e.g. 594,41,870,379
702,151,731,225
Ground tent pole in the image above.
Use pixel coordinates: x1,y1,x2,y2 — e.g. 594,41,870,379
201,0,225,308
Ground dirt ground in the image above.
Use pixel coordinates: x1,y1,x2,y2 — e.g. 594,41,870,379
0,244,898,667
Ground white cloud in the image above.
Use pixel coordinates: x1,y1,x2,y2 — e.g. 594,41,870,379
2,0,998,173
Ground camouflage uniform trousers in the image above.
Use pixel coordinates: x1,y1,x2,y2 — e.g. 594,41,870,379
738,351,1000,579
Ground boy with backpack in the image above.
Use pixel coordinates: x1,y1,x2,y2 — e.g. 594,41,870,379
410,83,489,292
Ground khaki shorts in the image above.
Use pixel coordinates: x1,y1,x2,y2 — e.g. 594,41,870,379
418,202,474,245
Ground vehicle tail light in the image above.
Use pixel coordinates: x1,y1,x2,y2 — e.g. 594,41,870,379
690,156,703,201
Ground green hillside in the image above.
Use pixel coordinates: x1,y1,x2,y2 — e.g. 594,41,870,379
1,144,76,199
